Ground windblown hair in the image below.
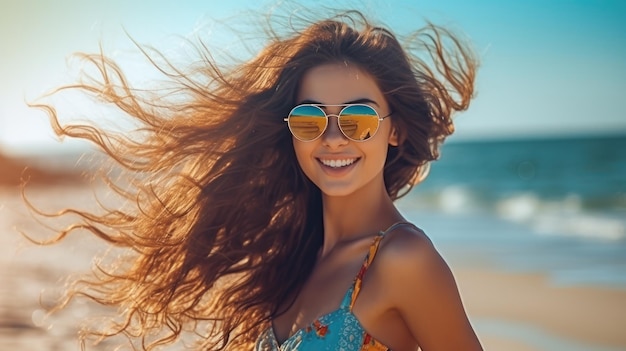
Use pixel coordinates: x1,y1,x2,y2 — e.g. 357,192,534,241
28,10,476,350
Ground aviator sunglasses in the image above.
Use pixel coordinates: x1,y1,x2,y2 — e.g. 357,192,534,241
284,104,392,142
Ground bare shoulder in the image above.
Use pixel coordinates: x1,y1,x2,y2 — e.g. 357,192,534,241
374,223,455,294
372,224,483,350
378,224,444,271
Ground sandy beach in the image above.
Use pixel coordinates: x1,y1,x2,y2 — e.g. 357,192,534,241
456,268,626,350
1,183,625,350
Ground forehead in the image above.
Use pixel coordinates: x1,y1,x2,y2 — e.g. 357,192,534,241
296,63,386,105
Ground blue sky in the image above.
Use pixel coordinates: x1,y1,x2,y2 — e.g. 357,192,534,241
1,0,625,154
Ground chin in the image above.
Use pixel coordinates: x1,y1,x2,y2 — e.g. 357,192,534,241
317,185,359,198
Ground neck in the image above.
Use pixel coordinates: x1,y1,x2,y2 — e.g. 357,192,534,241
319,182,404,258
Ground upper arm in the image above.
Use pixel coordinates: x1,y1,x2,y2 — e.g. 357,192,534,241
378,229,483,351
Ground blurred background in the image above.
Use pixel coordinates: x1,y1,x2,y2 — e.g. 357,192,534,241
1,0,625,350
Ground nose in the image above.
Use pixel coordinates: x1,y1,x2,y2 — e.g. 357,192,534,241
321,114,349,148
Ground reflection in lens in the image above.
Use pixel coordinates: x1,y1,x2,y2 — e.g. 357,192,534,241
339,119,358,138
289,105,327,141
340,105,379,141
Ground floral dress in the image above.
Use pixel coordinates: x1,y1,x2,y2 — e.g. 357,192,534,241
255,222,416,351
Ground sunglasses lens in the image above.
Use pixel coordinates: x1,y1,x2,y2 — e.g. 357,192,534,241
288,105,328,141
339,105,380,141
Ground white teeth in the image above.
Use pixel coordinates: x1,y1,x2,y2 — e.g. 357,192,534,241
320,158,357,168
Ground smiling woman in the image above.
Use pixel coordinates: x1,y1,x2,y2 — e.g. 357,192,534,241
27,8,480,351
290,64,397,200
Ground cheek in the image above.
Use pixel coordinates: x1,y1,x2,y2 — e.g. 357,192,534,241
292,140,313,169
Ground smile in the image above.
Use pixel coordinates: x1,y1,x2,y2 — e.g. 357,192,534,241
319,158,358,168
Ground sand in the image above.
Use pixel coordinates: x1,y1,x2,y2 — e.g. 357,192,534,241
1,184,625,350
0,152,87,187
455,268,626,350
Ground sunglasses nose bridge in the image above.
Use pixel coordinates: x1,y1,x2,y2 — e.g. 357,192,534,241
325,113,340,121
321,113,348,140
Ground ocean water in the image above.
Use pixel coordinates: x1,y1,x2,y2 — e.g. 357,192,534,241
397,133,626,288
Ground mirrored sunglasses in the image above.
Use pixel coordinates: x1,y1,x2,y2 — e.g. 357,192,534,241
284,104,391,142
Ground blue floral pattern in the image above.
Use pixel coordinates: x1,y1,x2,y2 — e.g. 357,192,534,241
254,222,416,351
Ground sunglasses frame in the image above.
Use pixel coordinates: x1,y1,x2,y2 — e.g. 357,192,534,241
284,103,392,142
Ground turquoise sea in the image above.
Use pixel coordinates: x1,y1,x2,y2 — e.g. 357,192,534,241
398,133,626,288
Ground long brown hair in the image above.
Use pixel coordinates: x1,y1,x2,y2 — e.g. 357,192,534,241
27,9,477,350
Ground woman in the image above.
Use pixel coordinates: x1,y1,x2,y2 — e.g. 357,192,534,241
31,9,481,351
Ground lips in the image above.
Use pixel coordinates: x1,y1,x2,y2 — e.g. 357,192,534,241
318,158,358,168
